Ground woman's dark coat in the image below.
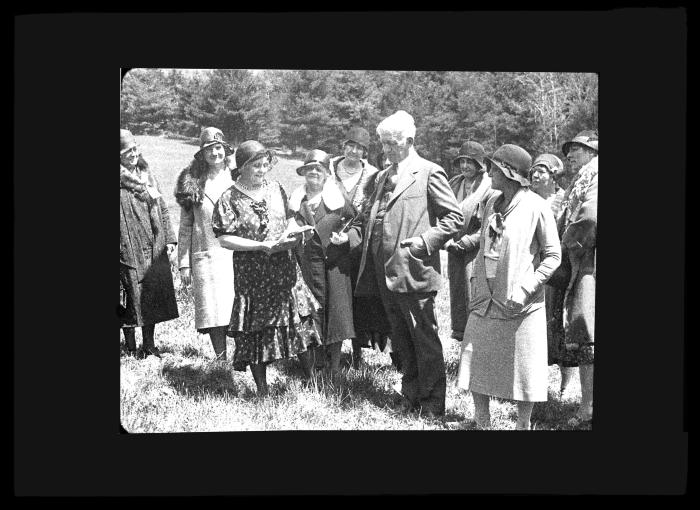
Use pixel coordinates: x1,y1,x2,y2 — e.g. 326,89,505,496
119,157,178,326
292,186,362,344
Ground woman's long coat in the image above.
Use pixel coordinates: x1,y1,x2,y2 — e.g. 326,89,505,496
291,183,362,345
446,172,498,339
119,159,178,326
174,162,235,332
330,157,393,344
558,156,598,365
457,189,561,401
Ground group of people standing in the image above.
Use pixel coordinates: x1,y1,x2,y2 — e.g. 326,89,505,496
119,109,597,429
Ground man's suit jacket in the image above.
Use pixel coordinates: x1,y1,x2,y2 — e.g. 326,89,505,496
355,149,464,295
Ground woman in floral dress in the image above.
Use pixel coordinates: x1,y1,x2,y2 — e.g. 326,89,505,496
212,140,321,396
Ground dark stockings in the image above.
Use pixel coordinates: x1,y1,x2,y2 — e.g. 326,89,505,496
209,326,228,361
250,363,269,396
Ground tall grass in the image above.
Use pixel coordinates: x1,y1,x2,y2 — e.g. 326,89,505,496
121,135,590,432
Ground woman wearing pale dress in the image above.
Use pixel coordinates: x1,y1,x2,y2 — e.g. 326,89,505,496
330,126,394,370
212,140,322,396
174,127,236,360
456,144,561,430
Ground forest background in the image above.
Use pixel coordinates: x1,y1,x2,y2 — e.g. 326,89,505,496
120,68,598,173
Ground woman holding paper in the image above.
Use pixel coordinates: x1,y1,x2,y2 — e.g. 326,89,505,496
290,149,362,376
211,140,322,396
119,129,178,358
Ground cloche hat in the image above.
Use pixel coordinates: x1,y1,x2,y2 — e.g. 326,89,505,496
296,149,332,176
342,126,371,151
530,153,564,177
452,140,487,170
234,140,275,172
194,127,234,161
120,129,137,154
562,129,599,156
486,144,533,187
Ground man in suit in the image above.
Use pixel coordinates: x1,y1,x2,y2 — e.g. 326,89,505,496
355,110,464,418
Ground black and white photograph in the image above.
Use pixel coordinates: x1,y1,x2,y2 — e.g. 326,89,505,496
15,10,686,496
119,68,599,432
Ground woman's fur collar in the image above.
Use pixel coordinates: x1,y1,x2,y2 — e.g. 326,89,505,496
174,159,234,211
120,157,155,201
288,178,346,213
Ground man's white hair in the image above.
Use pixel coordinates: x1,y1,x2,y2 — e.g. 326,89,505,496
376,110,416,141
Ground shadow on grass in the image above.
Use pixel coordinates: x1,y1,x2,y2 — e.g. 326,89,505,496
162,361,247,399
273,353,402,413
531,394,587,430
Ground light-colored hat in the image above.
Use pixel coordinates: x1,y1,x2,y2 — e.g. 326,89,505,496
530,153,564,177
120,129,137,154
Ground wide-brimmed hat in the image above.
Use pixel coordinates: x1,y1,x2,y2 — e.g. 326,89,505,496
120,129,137,155
452,140,486,170
562,129,598,156
530,153,564,178
342,126,370,151
486,144,532,187
194,127,234,161
296,149,332,176
234,140,275,172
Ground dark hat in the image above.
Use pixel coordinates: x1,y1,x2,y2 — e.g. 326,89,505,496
530,153,564,177
486,144,533,187
452,140,486,170
194,127,234,161
234,140,275,171
562,129,598,156
296,149,332,176
342,126,371,151
120,129,137,154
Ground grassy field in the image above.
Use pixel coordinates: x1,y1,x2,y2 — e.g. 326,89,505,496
121,135,590,432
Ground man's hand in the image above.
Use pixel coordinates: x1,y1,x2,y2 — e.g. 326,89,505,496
443,238,464,255
180,267,192,287
400,236,427,258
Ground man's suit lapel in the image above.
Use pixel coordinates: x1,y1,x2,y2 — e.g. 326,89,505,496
364,169,388,241
387,158,417,208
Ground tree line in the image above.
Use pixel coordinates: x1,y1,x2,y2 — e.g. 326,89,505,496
120,68,598,172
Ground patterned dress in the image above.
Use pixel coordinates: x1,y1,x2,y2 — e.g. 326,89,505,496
211,180,322,371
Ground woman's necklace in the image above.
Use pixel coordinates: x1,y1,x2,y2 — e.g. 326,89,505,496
235,178,267,200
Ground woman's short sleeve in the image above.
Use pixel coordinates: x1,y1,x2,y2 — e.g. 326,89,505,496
211,190,240,237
